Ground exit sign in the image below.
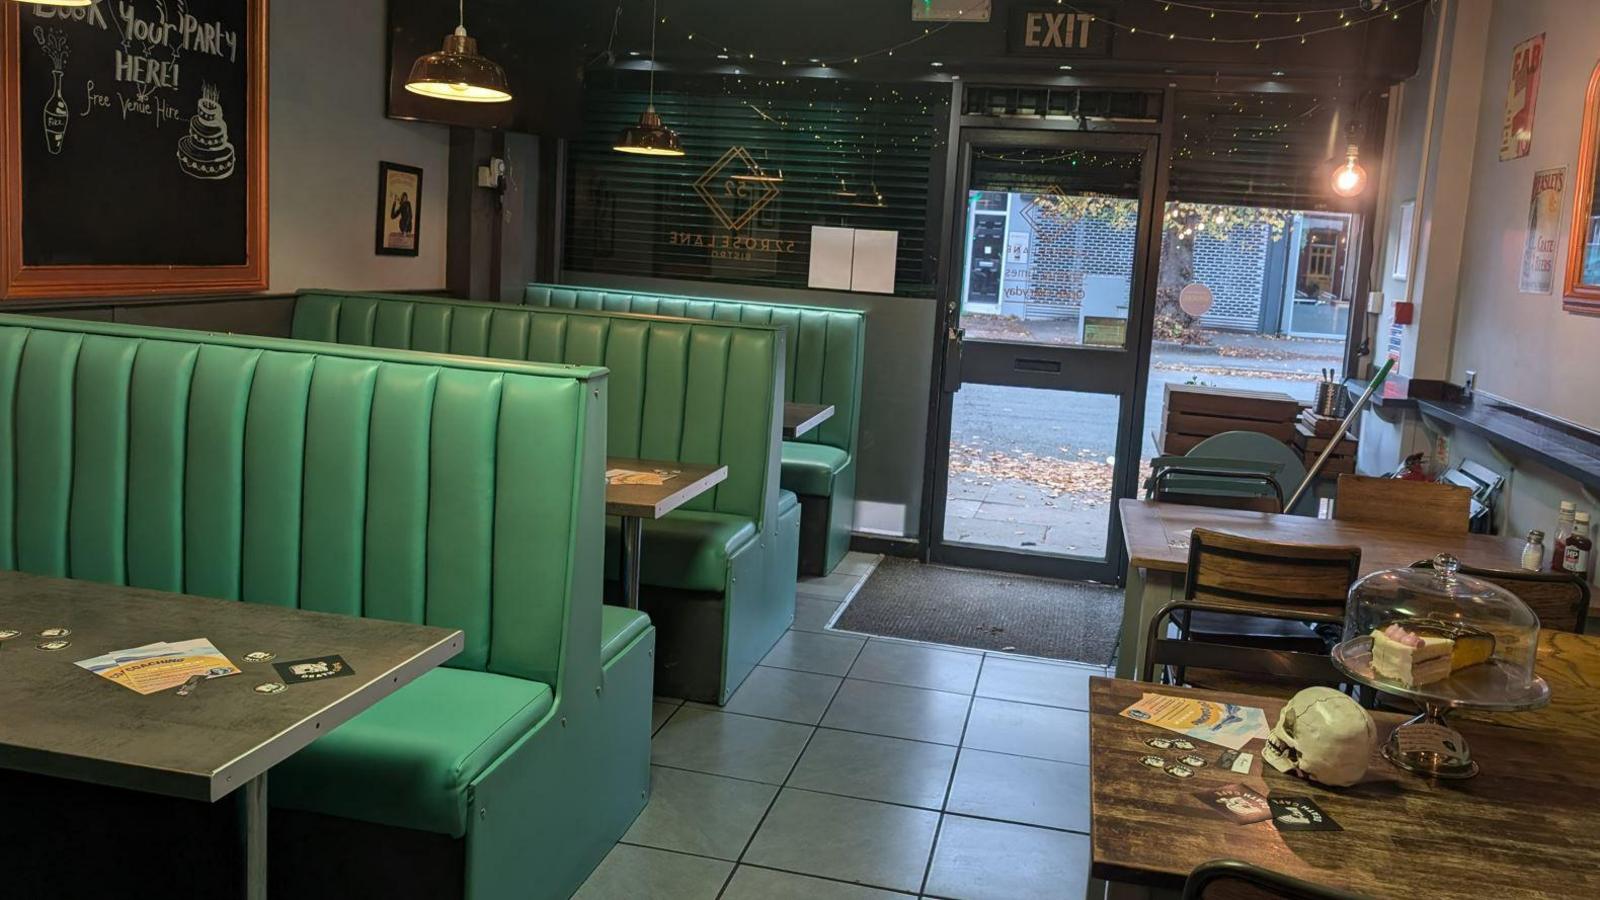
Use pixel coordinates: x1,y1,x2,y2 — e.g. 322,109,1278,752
1008,5,1114,57
912,0,992,23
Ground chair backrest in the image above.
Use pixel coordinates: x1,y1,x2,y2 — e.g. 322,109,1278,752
1410,559,1590,634
523,283,864,457
1335,474,1471,533
291,290,784,529
1186,528,1362,611
1148,459,1285,513
0,313,608,688
1187,431,1311,515
1183,859,1369,900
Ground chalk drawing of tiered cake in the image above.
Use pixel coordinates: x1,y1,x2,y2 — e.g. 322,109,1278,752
177,83,236,180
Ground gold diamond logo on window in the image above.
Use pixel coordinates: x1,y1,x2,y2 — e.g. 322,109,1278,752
694,146,782,233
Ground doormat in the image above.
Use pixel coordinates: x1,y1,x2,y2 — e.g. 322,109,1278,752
830,557,1122,665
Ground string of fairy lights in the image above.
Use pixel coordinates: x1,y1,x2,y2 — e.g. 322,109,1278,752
595,0,1425,71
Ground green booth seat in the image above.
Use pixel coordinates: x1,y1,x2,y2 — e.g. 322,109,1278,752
0,314,646,900
289,290,797,705
524,283,865,577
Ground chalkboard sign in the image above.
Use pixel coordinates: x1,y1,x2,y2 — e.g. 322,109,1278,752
1,2,267,298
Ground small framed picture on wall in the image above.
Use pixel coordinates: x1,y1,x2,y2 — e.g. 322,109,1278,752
375,162,424,257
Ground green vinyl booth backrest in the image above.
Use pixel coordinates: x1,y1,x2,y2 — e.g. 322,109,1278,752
292,290,785,530
0,314,608,688
523,284,863,459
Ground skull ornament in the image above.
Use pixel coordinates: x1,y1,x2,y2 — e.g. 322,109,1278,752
1262,687,1376,787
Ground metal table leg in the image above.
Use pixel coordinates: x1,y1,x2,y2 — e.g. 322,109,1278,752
620,516,644,610
242,772,267,900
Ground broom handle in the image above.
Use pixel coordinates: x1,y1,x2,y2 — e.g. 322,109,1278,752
1285,358,1396,512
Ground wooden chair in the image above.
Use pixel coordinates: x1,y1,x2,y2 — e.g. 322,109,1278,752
1183,859,1369,900
1143,529,1361,687
1334,474,1471,533
1410,559,1591,634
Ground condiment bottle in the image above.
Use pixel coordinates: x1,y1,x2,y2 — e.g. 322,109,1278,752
1551,500,1577,572
1563,513,1592,578
1521,530,1545,571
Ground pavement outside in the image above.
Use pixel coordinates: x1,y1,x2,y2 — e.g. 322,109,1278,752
942,327,1343,559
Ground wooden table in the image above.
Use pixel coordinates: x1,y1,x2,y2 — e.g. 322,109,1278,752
0,570,461,900
1089,668,1600,899
606,457,729,609
783,402,835,439
1115,499,1526,679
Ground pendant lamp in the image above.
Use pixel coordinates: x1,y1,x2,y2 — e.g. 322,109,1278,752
405,0,513,104
615,0,684,156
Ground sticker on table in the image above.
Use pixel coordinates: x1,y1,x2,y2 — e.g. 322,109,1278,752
1218,749,1254,775
39,627,71,638
243,651,276,663
1170,739,1196,751
1164,763,1196,779
37,639,71,651
1139,754,1167,769
273,655,355,684
605,467,681,487
1179,754,1207,768
1268,796,1342,832
0,629,20,641
1144,737,1174,750
1195,783,1272,824
254,682,286,695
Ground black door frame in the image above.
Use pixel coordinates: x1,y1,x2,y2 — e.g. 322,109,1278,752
920,93,1174,585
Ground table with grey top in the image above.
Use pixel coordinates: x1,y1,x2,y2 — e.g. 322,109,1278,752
0,569,462,900
606,457,729,610
783,402,836,439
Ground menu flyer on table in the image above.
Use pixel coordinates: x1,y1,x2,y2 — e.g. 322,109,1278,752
1119,692,1271,751
606,467,680,487
75,639,240,695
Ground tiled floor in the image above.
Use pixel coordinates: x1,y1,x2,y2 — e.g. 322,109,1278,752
577,552,1108,899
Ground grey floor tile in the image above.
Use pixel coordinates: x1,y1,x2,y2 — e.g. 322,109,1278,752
622,766,777,860
714,666,842,725
792,596,842,633
925,815,1091,900
652,701,681,736
821,679,971,745
945,749,1089,833
833,551,882,577
574,844,732,900
787,728,958,809
961,698,1089,765
797,571,865,601
721,865,908,899
651,707,813,784
744,789,939,894
849,640,982,694
762,629,866,676
975,656,1094,711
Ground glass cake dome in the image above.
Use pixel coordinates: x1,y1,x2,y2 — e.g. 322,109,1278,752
1333,554,1546,709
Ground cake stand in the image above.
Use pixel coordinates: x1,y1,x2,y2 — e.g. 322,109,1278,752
1331,635,1549,779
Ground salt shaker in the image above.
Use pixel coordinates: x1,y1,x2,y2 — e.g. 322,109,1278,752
1521,529,1545,571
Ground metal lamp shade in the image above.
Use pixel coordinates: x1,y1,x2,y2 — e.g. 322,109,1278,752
614,107,684,157
405,31,513,104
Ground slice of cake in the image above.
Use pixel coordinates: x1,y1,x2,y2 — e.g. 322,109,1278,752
1449,631,1495,672
1370,623,1454,688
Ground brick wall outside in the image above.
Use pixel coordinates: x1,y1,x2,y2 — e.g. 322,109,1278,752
1192,222,1271,330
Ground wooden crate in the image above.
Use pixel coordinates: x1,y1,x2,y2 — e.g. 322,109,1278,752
1160,384,1302,456
1292,423,1358,454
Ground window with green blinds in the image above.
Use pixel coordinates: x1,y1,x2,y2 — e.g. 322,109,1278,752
562,74,949,297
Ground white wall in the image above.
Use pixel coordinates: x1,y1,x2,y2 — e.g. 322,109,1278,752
1451,0,1600,431
267,0,450,292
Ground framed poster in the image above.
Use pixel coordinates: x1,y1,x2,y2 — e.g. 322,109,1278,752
1519,167,1564,294
375,162,423,257
0,1,269,299
1499,33,1544,161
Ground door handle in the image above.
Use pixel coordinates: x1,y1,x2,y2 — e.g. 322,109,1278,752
942,326,964,393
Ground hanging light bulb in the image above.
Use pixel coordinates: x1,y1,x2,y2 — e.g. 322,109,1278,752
1331,144,1368,197
405,0,513,103
615,0,683,156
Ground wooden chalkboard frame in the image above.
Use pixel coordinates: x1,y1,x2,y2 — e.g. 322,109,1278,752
0,2,269,300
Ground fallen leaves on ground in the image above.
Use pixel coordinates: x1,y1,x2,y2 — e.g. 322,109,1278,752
1152,361,1323,381
949,443,1156,506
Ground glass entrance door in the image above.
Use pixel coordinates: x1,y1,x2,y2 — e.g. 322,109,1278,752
930,130,1158,582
